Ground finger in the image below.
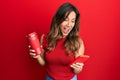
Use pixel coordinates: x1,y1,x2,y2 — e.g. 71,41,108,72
29,52,36,56
71,64,79,69
71,64,83,71
29,49,36,53
70,64,76,68
70,64,78,68
40,34,45,44
76,63,84,66
72,64,80,68
71,63,83,69
75,63,84,69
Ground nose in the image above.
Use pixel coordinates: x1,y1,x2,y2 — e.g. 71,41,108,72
67,21,71,27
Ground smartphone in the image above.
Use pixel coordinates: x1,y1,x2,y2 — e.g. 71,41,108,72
70,55,90,65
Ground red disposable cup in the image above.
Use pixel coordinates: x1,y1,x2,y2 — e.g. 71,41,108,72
27,32,42,55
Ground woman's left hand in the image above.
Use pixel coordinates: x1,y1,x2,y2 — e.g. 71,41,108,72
70,62,84,74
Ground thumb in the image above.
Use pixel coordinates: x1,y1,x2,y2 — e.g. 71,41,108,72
40,34,45,45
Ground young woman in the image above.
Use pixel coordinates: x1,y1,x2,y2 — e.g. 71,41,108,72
29,2,84,80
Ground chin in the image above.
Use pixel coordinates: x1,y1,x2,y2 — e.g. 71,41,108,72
62,33,69,37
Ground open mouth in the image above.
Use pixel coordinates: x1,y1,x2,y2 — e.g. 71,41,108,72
63,27,70,34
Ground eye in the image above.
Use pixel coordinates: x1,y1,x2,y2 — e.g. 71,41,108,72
71,20,75,23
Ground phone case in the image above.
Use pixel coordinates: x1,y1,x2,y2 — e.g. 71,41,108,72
70,55,90,66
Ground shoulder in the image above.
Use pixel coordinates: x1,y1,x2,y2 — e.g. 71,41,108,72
80,38,84,45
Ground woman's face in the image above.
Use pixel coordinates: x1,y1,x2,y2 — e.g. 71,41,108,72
60,11,76,38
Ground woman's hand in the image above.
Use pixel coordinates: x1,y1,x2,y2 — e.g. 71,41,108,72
70,62,84,74
29,45,41,59
28,34,45,58
28,45,45,66
28,34,46,66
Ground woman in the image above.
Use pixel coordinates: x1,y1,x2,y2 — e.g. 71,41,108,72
29,2,84,80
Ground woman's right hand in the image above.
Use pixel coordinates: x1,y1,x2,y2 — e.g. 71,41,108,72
28,34,46,66
28,45,41,59
28,34,45,58
28,45,46,66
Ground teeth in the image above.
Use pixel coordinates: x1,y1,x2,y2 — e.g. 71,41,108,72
63,27,70,34
64,27,69,31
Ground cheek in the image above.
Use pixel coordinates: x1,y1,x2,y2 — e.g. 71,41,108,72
59,22,66,29
71,23,75,28
61,21,67,26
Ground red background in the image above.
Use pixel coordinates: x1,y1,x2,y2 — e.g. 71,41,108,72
0,0,120,80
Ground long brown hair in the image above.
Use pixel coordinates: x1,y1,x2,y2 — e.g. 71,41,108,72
47,2,81,55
